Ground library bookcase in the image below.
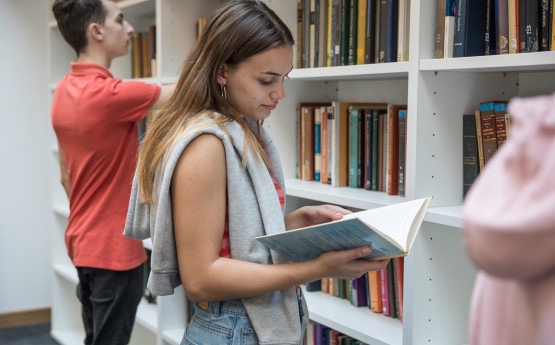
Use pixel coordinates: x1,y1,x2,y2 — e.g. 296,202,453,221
46,0,555,344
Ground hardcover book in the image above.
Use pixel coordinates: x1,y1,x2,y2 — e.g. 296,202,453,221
463,113,479,198
256,196,433,261
453,0,488,57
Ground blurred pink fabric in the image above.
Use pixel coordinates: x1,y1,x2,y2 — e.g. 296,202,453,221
464,93,555,345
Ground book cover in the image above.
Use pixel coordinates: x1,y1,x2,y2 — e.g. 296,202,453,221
453,0,488,57
479,101,499,166
463,113,479,198
256,196,433,261
378,0,388,62
435,0,447,58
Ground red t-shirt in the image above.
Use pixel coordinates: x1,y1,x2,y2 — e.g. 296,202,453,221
51,63,161,270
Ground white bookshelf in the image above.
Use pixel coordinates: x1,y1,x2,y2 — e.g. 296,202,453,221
46,0,555,344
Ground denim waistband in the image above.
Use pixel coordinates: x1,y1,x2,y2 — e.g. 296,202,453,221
195,299,248,317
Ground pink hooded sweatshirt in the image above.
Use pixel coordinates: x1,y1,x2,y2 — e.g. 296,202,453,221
464,93,555,345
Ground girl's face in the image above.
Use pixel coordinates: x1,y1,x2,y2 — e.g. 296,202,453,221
219,45,293,121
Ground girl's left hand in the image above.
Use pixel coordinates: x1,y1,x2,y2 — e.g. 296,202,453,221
284,204,351,230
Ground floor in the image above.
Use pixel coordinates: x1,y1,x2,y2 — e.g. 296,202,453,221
0,323,60,345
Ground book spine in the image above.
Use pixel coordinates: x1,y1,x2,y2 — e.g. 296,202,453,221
364,109,373,190
347,0,358,65
348,107,359,188
494,102,508,147
444,0,457,57
479,102,498,166
540,0,550,50
463,113,479,198
386,105,400,196
365,0,377,63
314,107,322,182
524,0,539,52
398,109,407,197
321,107,329,184
357,0,367,64
508,0,520,53
497,0,510,54
385,0,399,62
435,0,447,58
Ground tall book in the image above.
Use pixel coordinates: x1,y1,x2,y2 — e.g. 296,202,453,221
321,106,330,184
453,0,488,57
463,113,479,198
301,105,315,180
496,0,510,54
297,0,305,68
365,0,377,63
348,107,362,187
394,257,404,321
523,0,539,52
397,0,410,62
435,0,447,58
479,101,499,166
508,0,520,53
347,0,358,65
357,0,368,64
485,0,497,55
386,104,406,196
539,0,551,50
444,0,457,57
385,0,399,62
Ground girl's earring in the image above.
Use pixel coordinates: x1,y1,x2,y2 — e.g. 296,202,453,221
220,84,227,99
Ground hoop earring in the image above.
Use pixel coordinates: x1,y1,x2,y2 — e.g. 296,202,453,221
220,84,227,99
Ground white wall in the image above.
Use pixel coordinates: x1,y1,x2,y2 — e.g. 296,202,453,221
0,0,53,313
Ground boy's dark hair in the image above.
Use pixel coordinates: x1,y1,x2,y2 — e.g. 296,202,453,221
52,0,107,55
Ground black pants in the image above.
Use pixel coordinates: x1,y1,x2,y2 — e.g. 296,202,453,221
76,265,144,345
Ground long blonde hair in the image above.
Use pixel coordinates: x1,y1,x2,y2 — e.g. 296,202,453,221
137,0,294,205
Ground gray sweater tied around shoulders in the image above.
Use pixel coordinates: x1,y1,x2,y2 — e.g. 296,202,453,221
124,114,307,344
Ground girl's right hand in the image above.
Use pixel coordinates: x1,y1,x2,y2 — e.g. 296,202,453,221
314,246,390,280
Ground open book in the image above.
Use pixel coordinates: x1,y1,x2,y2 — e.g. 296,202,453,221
256,196,433,261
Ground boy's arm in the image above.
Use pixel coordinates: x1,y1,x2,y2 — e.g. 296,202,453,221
151,83,177,109
57,144,71,198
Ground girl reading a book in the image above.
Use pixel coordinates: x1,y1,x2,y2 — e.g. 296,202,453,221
124,1,389,343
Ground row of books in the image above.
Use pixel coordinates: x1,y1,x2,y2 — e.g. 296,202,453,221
131,25,156,78
298,102,407,196
312,322,368,345
463,100,511,196
307,257,405,321
435,0,555,58
297,0,410,69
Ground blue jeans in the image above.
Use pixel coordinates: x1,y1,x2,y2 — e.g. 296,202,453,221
182,288,306,345
76,265,144,345
182,299,259,345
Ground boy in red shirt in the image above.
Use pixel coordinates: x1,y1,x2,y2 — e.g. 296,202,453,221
51,1,175,344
